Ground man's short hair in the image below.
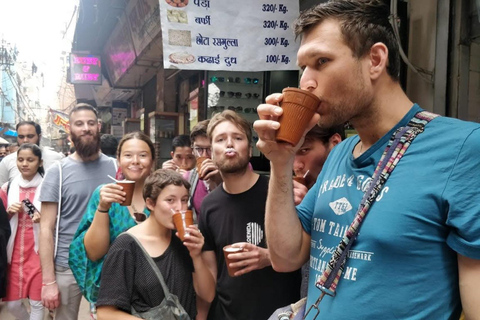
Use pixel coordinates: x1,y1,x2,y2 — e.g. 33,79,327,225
100,134,119,157
16,121,41,135
294,0,400,81
207,110,252,147
190,120,210,143
171,135,192,152
305,124,346,144
69,103,98,120
143,169,190,203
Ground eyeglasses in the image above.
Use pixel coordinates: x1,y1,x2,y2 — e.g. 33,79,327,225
193,146,211,157
245,93,260,99
133,211,147,223
244,107,257,114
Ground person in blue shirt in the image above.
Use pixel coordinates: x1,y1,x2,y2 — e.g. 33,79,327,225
254,1,480,319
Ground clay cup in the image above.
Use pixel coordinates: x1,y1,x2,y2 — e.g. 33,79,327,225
196,156,209,179
276,88,321,146
172,210,194,241
293,176,307,186
117,180,135,206
223,245,245,277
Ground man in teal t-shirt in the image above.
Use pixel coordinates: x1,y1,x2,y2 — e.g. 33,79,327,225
254,1,480,319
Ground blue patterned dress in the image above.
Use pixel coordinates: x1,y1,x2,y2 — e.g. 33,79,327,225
69,184,150,303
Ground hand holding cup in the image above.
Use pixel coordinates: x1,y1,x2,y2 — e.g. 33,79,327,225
254,91,320,165
172,209,194,241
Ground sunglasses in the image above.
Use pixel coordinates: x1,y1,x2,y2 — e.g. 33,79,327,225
227,77,241,83
133,211,147,223
244,78,259,84
245,93,260,99
210,76,225,83
211,106,225,112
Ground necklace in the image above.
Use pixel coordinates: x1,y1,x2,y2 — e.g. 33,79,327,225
130,204,147,223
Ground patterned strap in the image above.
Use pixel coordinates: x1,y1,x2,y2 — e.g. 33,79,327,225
315,111,438,295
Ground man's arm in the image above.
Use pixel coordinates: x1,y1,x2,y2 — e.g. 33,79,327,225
201,251,218,286
266,165,311,272
458,254,480,319
254,95,318,272
39,201,61,310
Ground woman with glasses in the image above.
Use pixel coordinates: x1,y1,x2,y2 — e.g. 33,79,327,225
69,131,155,310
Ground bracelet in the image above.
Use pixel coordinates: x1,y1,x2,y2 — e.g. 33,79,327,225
42,280,57,286
97,208,109,213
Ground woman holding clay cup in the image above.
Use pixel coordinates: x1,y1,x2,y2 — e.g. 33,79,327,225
69,131,155,305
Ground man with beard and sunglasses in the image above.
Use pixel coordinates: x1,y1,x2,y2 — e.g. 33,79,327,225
198,110,300,320
38,103,117,319
0,121,64,185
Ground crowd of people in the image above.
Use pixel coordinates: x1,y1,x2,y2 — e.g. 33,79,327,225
0,1,479,320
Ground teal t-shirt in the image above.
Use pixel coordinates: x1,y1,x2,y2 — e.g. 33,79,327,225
298,104,480,319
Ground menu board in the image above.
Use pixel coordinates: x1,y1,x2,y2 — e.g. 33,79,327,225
159,0,300,71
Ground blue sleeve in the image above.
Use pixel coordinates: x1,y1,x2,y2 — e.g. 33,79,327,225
445,128,480,259
68,186,104,303
296,180,320,235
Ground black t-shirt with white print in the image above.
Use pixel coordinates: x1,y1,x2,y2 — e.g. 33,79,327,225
199,174,301,320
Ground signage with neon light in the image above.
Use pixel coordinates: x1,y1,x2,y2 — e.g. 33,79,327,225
69,53,102,85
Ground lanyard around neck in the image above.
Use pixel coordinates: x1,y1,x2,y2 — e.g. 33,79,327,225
304,111,438,320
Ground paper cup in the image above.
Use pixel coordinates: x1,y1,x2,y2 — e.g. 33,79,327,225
223,245,245,277
172,210,194,241
117,180,135,206
276,88,321,146
196,156,209,179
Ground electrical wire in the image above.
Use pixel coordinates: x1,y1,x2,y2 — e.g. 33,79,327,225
390,0,434,84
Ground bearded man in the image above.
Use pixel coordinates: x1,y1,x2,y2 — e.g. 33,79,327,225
38,103,117,319
198,110,300,320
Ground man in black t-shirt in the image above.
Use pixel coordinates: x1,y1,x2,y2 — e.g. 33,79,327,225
199,110,300,320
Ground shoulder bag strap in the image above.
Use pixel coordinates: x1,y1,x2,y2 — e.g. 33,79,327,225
54,160,62,258
124,233,171,296
304,111,438,319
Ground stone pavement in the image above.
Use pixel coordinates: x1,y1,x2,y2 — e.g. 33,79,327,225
0,297,91,320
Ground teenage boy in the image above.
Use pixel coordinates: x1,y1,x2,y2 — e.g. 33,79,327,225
162,134,195,174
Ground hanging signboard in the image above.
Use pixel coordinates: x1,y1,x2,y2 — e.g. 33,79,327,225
159,0,300,71
126,0,162,59
104,13,136,85
49,109,70,133
69,53,102,85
